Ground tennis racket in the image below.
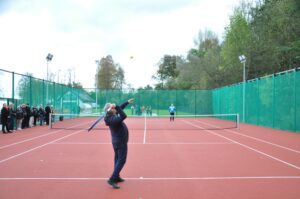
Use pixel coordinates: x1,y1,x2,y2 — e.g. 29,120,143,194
87,113,106,132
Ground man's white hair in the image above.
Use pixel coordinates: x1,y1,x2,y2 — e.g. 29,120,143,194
103,103,112,112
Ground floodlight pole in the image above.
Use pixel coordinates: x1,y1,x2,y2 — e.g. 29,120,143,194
46,53,53,104
47,61,49,82
242,60,246,123
46,60,49,103
239,55,246,123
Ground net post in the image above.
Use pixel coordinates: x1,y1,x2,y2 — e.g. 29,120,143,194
49,113,52,129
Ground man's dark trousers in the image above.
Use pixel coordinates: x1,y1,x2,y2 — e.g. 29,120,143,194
110,143,128,181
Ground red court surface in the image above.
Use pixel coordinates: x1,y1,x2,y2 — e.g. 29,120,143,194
0,117,300,199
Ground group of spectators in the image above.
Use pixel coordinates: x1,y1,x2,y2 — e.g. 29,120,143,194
1,103,53,134
130,105,152,116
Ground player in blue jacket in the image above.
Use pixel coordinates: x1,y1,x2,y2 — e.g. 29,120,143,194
104,98,135,189
169,104,176,121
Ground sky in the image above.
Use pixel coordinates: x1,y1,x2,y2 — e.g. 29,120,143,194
0,0,241,89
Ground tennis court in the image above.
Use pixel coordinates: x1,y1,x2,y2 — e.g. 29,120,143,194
0,115,300,199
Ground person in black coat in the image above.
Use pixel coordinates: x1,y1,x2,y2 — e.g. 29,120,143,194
45,104,51,125
1,103,11,133
38,104,45,126
32,105,38,126
21,104,27,129
104,98,135,189
25,103,31,128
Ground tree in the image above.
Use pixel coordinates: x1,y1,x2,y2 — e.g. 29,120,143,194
153,55,179,89
176,30,222,89
202,44,223,88
16,73,32,103
70,82,83,89
113,65,125,89
221,7,251,85
249,0,300,76
95,55,125,89
152,30,223,89
143,85,153,90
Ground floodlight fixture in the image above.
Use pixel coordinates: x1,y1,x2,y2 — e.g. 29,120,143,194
46,53,53,62
239,55,246,63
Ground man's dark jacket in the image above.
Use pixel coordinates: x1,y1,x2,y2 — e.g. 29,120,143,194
104,101,129,145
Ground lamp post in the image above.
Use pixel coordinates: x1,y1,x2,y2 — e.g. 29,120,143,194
46,53,53,103
239,55,246,122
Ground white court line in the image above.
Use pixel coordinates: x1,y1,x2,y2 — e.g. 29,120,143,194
51,142,233,145
0,120,93,150
0,130,83,164
183,120,300,171
196,120,300,154
0,129,64,150
0,176,299,181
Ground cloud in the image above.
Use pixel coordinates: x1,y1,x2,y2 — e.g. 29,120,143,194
3,0,197,32
0,0,240,88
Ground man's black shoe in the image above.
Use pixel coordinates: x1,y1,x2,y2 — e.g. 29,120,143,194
116,177,125,182
107,180,120,189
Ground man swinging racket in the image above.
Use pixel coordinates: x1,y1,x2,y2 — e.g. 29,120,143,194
103,98,135,189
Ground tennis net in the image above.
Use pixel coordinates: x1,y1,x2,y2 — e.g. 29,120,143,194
50,113,239,130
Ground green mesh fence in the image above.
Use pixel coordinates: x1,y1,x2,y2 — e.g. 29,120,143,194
213,84,242,116
296,71,300,132
0,68,299,132
212,69,300,132
0,70,80,114
85,89,212,116
273,72,294,130
245,79,259,125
